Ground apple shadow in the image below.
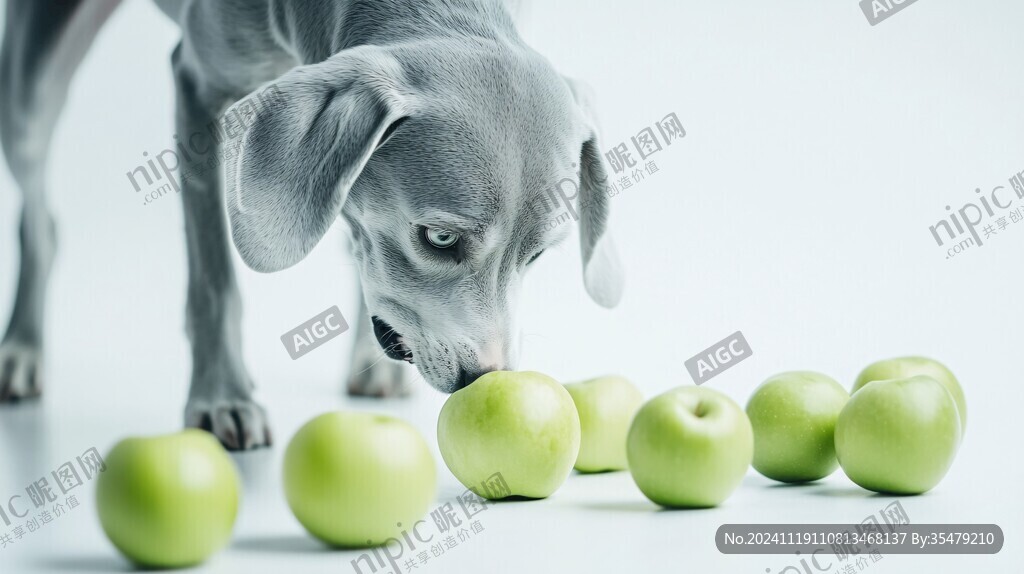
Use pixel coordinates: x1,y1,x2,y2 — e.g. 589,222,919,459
764,481,827,489
233,535,333,554
805,487,894,499
575,500,661,513
572,468,619,476
488,495,547,503
575,500,717,513
652,505,722,513
434,487,547,505
31,555,133,573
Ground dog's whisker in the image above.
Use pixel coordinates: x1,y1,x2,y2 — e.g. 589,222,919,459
351,350,394,377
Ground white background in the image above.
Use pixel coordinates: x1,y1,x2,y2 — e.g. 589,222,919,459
0,0,1021,572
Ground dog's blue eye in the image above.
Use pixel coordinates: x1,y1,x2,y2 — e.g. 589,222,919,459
425,227,459,249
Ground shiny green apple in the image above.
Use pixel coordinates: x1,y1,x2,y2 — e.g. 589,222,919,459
283,411,435,547
438,371,580,499
627,386,753,508
96,429,240,568
835,376,961,494
565,375,644,473
853,356,966,433
746,371,849,483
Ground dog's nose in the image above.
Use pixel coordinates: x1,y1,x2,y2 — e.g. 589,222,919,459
454,367,500,391
454,369,478,391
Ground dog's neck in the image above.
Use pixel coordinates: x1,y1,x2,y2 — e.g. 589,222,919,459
269,0,519,65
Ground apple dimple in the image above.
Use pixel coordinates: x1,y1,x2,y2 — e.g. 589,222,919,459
627,386,753,508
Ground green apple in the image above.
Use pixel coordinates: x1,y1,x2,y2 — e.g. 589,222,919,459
835,376,961,494
627,386,753,508
283,411,435,547
96,429,240,568
438,371,580,499
565,375,644,473
746,371,849,483
853,356,966,433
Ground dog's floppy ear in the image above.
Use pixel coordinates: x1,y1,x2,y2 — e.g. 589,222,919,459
565,77,625,308
578,137,625,307
224,49,409,272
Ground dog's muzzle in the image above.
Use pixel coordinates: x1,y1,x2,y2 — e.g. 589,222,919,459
372,316,414,363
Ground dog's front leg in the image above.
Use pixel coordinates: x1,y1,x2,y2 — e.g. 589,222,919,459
346,283,412,397
172,46,270,450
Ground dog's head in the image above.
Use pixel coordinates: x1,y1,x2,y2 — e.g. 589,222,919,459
224,43,623,393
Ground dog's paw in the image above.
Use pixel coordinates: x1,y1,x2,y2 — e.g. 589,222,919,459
0,341,44,402
347,358,413,398
185,398,272,451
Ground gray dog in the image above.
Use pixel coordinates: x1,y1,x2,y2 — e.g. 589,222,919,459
0,0,623,449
